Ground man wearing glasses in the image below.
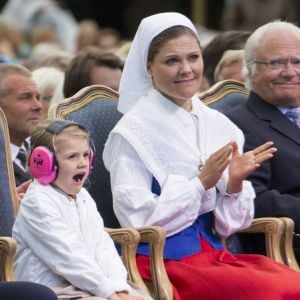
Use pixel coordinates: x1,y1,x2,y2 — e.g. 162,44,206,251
226,20,300,264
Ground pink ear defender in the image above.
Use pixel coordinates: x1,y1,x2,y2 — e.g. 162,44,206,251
29,146,58,185
29,120,95,185
89,147,94,174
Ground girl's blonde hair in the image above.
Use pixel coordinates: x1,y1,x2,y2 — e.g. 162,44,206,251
30,119,90,154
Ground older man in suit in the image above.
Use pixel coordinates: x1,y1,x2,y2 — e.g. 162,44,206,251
0,63,42,186
226,21,300,262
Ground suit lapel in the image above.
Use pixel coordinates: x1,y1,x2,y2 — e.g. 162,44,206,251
247,93,300,145
13,161,31,180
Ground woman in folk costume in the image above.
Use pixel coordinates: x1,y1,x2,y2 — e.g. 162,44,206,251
103,12,300,300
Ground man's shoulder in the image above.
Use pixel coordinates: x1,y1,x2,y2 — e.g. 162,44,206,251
13,163,32,187
224,102,253,122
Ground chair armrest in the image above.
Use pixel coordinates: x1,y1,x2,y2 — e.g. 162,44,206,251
105,227,149,294
239,217,284,264
136,226,173,300
0,236,16,281
279,217,299,271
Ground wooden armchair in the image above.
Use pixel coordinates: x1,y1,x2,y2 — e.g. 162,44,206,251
50,85,299,299
0,237,16,281
239,217,283,261
0,107,18,282
105,227,148,292
0,107,149,296
279,217,299,271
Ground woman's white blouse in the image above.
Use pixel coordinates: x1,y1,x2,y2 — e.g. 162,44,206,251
104,90,255,238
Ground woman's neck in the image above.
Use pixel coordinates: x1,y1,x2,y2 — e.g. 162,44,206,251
156,88,193,112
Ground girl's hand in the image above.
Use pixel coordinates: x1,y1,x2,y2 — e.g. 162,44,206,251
117,292,143,300
108,291,143,300
108,292,122,300
227,141,277,193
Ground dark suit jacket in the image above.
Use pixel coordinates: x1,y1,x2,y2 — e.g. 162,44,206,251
226,92,300,259
13,161,31,187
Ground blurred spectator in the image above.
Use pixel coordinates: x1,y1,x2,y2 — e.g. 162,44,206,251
63,46,123,97
214,49,245,83
195,24,219,48
202,30,250,87
27,42,69,69
32,66,65,120
97,27,121,51
76,19,99,52
1,0,79,53
0,53,12,63
35,51,73,72
0,35,14,60
0,21,30,62
221,0,298,31
115,40,132,63
29,26,58,46
0,63,42,186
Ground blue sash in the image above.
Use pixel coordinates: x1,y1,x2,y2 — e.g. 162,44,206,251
137,177,224,260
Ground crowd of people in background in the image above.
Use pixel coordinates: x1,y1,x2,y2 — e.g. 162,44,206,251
2,0,300,299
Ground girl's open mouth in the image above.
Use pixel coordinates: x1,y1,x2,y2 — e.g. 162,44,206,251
73,173,85,183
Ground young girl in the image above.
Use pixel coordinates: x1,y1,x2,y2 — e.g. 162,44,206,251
12,119,148,300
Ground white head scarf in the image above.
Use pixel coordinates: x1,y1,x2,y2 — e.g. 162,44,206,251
118,12,198,114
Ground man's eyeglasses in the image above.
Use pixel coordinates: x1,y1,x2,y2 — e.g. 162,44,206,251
254,58,300,70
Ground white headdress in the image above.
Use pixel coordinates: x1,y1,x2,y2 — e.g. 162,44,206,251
118,12,198,114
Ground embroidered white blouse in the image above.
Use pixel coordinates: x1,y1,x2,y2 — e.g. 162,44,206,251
103,89,255,238
12,180,130,299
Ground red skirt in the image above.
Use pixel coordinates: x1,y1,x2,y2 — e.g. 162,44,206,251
137,238,300,300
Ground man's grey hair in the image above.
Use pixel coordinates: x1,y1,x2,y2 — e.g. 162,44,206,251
0,63,32,100
244,21,300,89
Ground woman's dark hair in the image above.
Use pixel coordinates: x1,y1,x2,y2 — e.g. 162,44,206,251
63,46,123,98
202,30,251,86
147,25,200,64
